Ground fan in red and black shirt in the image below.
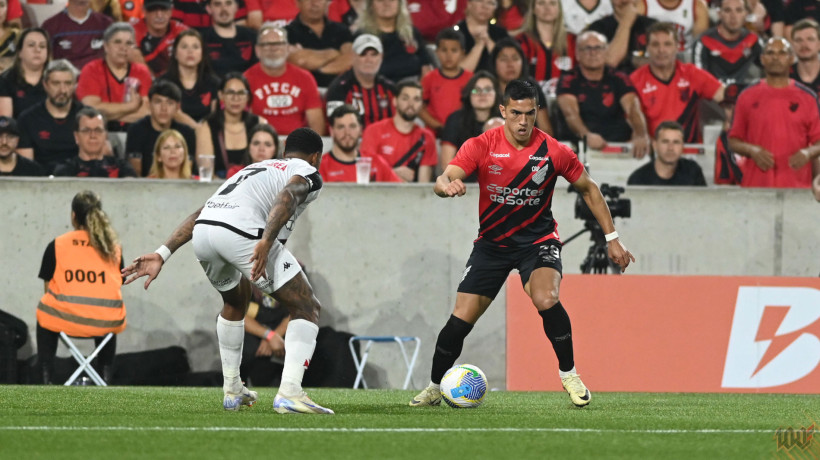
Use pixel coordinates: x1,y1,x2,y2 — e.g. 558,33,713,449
692,0,763,85
318,104,401,183
52,108,137,178
407,79,635,410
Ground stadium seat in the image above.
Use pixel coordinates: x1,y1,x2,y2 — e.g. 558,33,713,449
21,1,67,28
59,332,113,386
348,335,420,390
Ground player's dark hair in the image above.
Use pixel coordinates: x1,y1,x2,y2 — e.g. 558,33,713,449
329,104,363,127
435,28,465,50
456,71,501,144
72,190,120,263
284,127,323,156
395,78,422,98
75,107,107,131
502,79,537,105
654,120,684,139
149,79,182,102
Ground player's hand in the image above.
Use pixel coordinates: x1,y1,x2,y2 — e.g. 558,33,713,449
607,239,636,273
256,339,273,357
750,146,775,171
394,166,416,182
788,149,811,170
586,133,607,150
631,135,650,159
443,178,467,197
250,239,274,282
122,253,164,290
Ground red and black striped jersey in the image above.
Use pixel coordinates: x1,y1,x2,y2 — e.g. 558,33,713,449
516,32,576,82
450,127,584,247
693,27,763,84
326,70,396,127
172,0,248,30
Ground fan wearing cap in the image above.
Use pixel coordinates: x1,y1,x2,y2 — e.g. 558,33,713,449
284,0,354,88
0,116,44,177
133,0,189,77
325,34,396,128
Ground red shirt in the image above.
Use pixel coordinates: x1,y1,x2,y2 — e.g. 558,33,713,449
319,151,402,182
729,79,820,188
360,118,438,180
76,59,153,103
245,0,299,25
407,0,468,43
450,127,584,246
421,68,473,127
244,62,323,135
630,61,722,142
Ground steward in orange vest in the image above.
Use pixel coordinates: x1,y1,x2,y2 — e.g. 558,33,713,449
37,229,126,337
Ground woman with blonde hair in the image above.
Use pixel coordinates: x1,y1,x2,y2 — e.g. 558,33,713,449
149,129,193,179
516,0,575,83
356,0,432,81
36,190,125,384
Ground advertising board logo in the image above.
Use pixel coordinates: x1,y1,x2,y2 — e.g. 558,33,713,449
722,287,820,389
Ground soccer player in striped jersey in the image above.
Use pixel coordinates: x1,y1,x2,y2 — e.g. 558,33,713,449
409,79,635,408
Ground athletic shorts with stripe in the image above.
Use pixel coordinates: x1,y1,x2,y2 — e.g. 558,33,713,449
457,238,563,299
192,224,301,294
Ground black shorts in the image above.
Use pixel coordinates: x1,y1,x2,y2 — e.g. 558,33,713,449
457,239,563,299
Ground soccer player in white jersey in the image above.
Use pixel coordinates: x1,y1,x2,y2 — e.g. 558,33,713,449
122,127,334,414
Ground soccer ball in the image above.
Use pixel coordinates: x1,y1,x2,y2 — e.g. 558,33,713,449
440,364,487,408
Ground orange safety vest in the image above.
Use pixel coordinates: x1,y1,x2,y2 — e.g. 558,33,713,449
37,230,126,338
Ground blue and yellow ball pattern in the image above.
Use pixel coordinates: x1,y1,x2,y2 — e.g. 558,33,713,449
440,364,488,408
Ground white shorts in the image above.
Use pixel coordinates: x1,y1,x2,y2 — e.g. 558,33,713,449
191,223,301,294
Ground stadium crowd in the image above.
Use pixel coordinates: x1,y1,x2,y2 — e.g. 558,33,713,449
0,0,818,194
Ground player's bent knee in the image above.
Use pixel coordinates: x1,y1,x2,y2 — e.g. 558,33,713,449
532,293,560,311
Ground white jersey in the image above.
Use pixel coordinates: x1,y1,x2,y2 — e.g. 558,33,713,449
644,0,695,51
562,0,613,36
197,158,322,241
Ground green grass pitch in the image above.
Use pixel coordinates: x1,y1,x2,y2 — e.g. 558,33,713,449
0,386,817,459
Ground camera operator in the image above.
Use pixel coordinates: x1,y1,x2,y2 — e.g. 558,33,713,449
627,120,707,186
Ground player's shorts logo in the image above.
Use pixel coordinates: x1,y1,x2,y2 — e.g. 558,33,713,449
722,287,820,389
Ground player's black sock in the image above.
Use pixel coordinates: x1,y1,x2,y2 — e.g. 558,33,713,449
431,315,474,384
539,302,575,372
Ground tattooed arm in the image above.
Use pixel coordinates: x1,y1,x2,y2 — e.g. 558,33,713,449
121,207,203,289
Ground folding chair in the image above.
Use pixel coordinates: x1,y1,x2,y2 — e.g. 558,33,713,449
59,332,114,386
348,336,421,390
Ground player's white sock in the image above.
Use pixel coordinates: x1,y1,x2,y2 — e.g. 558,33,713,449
428,381,440,390
280,319,318,396
559,366,578,379
216,315,244,394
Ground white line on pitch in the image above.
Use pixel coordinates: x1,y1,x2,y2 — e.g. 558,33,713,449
0,426,793,434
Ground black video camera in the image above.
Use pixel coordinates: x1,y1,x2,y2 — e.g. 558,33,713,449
574,184,631,222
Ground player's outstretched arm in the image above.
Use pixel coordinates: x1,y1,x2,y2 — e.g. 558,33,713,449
250,176,311,281
571,171,636,272
434,165,468,198
122,207,203,289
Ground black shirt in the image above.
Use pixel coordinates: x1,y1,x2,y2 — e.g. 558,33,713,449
556,66,636,142
627,158,707,186
205,111,261,176
201,26,257,75
17,100,84,174
157,73,220,122
53,155,138,178
374,27,432,82
285,16,354,87
125,116,198,176
0,68,46,117
0,154,45,176
588,15,657,74
455,20,509,73
441,108,484,149
785,0,820,25
790,64,820,96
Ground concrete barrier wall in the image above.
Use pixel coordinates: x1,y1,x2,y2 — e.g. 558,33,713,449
1,178,817,389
